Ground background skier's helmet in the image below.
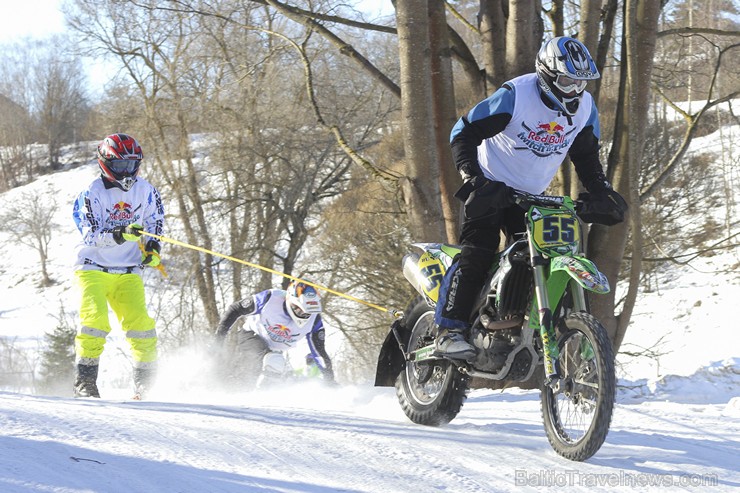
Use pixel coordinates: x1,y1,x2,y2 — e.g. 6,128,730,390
535,37,600,116
97,133,143,191
286,281,322,326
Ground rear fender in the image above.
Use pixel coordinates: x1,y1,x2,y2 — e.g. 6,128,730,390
374,319,410,387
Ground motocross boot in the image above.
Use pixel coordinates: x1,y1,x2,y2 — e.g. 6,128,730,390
435,327,476,361
73,364,100,398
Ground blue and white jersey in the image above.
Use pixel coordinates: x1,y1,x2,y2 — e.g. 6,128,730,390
450,73,605,194
242,290,324,352
72,176,164,272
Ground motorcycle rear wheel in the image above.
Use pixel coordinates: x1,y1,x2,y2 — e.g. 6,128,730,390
541,311,615,461
395,297,469,426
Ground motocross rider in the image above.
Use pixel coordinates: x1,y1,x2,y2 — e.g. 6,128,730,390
215,281,336,388
434,36,628,360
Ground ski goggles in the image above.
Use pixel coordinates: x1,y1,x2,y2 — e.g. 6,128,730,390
554,74,588,95
107,159,141,175
290,302,311,319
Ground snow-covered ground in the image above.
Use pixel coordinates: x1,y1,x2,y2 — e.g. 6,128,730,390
1,380,738,492
0,123,738,491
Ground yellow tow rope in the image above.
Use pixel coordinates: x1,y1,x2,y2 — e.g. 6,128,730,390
141,231,396,315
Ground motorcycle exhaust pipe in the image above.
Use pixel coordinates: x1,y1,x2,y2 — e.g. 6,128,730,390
402,252,426,297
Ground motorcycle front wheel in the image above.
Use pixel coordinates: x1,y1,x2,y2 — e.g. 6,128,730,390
541,311,615,461
395,297,469,426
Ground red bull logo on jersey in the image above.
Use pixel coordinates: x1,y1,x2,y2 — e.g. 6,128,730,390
516,120,575,158
266,322,295,346
537,121,565,135
107,201,139,223
530,121,566,144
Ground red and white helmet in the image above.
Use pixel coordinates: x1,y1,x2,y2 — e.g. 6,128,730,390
286,281,322,326
97,133,143,191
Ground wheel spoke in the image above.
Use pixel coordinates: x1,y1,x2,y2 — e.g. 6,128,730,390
549,331,600,444
541,313,615,461
396,298,469,427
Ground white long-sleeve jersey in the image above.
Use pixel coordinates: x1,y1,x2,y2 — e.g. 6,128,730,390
216,290,332,371
72,176,165,273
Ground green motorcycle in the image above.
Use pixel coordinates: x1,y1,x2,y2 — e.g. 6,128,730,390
375,192,615,461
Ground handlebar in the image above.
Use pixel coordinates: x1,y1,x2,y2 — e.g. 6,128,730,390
512,190,583,211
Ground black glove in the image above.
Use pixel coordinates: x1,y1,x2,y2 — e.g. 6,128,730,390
577,189,628,226
141,240,161,266
454,175,514,219
112,223,144,244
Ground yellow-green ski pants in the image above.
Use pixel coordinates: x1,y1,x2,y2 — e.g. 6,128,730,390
75,270,157,368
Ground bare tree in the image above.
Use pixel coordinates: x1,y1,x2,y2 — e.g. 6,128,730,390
0,337,39,392
0,47,39,186
588,0,662,351
0,190,58,287
0,94,33,190
30,40,89,170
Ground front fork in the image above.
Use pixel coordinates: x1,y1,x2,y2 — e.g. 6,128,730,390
528,242,585,386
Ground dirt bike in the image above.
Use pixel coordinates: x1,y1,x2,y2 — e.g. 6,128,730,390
375,191,615,461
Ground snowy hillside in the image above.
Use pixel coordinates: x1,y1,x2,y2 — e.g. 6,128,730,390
0,120,739,491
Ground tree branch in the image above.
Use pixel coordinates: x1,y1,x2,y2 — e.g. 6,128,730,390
445,1,479,35
657,27,740,39
160,0,401,96
640,42,740,200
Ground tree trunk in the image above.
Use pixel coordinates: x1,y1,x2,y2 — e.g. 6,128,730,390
396,0,446,241
593,0,619,104
479,0,507,90
429,0,462,242
505,0,543,78
547,0,564,37
579,0,601,49
589,0,662,352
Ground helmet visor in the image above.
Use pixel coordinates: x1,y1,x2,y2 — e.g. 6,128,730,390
108,159,141,176
554,75,587,96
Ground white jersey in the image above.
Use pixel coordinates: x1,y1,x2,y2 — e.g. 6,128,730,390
72,176,165,273
242,290,323,352
477,73,597,193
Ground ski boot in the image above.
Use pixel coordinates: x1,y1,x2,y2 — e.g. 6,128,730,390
132,367,156,400
74,364,100,398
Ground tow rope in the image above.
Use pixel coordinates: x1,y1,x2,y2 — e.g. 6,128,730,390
137,241,168,277
141,231,399,316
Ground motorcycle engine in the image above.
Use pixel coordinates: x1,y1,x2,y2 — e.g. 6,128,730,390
471,241,532,372
472,326,521,372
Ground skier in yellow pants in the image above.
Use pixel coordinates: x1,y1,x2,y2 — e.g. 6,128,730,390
72,133,165,399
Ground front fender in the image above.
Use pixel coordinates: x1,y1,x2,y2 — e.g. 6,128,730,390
550,256,610,294
374,319,410,387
